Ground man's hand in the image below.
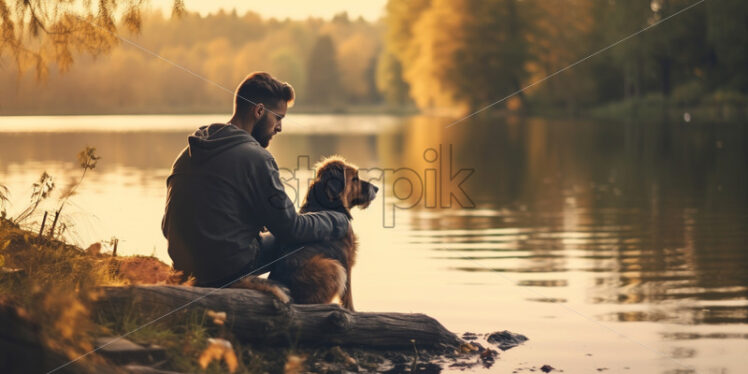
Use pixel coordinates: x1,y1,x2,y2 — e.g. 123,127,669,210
326,211,350,240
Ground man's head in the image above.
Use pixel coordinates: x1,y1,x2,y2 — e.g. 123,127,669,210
232,72,295,148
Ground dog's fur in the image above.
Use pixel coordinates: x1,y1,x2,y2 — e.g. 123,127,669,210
267,156,377,311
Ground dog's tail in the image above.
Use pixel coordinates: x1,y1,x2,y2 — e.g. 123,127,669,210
291,255,347,304
230,277,292,304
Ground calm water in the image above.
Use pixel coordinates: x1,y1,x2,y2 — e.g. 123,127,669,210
1,114,747,373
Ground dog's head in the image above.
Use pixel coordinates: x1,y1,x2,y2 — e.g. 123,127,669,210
302,156,378,218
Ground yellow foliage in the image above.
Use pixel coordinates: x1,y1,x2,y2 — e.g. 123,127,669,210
51,297,87,340
390,0,469,111
0,219,184,368
506,96,523,112
338,32,380,100
0,0,183,79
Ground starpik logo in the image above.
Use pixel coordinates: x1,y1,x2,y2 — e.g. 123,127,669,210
276,145,475,228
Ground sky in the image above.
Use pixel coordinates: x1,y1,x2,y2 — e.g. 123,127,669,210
149,0,387,21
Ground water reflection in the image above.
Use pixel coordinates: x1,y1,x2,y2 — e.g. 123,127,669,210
0,131,188,173
1,114,747,373
400,115,748,330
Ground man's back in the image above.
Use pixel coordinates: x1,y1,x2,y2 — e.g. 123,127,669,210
162,123,347,285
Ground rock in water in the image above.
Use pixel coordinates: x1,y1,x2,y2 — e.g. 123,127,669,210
486,330,529,351
462,332,478,340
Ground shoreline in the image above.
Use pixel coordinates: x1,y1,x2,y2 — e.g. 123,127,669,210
1,99,744,123
0,219,531,373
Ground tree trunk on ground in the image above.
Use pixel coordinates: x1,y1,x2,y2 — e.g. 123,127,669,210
0,303,121,374
95,285,463,351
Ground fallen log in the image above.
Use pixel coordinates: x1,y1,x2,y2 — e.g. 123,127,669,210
0,302,122,373
95,285,463,351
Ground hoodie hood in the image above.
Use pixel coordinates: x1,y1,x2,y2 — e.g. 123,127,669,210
187,123,258,162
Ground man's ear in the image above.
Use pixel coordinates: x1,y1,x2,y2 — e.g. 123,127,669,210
254,103,265,119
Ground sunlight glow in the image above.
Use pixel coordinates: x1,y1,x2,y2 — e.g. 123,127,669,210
148,0,386,20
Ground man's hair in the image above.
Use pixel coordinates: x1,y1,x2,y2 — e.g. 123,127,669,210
234,72,295,115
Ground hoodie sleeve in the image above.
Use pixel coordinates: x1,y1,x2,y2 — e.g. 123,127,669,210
252,156,349,244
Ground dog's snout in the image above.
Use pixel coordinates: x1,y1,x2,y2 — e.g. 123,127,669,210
367,183,378,201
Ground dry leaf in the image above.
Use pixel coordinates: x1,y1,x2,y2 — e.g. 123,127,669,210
206,310,227,325
460,343,479,353
284,354,306,374
223,347,239,372
198,338,238,373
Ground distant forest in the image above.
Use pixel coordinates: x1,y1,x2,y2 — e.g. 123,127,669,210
383,0,748,115
1,10,385,115
1,0,746,116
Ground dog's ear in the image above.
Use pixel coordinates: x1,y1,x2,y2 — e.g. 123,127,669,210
318,161,346,201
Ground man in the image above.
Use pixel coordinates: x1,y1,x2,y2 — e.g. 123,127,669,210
162,72,349,287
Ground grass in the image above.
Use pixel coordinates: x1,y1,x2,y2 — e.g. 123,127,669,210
0,218,381,373
0,218,235,372
0,218,114,371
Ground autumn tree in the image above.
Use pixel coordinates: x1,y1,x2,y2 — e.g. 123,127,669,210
305,34,341,105
646,0,709,97
0,10,385,115
0,0,184,78
383,0,532,112
705,0,748,92
375,50,410,106
453,0,531,110
522,0,599,113
382,0,462,110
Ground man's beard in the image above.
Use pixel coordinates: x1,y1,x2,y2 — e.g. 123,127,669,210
251,114,273,148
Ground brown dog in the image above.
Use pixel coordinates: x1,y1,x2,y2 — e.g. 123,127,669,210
267,156,377,310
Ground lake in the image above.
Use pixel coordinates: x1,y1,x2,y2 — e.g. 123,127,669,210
1,114,746,373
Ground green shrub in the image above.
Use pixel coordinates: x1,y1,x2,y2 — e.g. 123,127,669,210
704,90,748,106
672,80,706,106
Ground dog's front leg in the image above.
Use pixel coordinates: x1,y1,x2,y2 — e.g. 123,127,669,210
341,271,354,311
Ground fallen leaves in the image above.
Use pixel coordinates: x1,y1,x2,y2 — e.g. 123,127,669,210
284,354,306,374
460,342,479,353
206,310,227,325
198,338,238,373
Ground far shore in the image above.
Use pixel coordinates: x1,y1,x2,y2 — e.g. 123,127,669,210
1,97,745,123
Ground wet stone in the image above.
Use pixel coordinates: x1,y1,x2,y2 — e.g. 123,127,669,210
383,362,442,374
480,349,498,365
123,364,184,374
94,337,166,365
461,332,478,340
486,330,529,351
389,353,410,364
449,361,475,369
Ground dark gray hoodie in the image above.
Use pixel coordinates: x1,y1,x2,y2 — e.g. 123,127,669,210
162,123,348,285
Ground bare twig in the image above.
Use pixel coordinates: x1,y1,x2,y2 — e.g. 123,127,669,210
38,211,48,237
13,172,55,224
49,147,100,239
48,210,60,239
